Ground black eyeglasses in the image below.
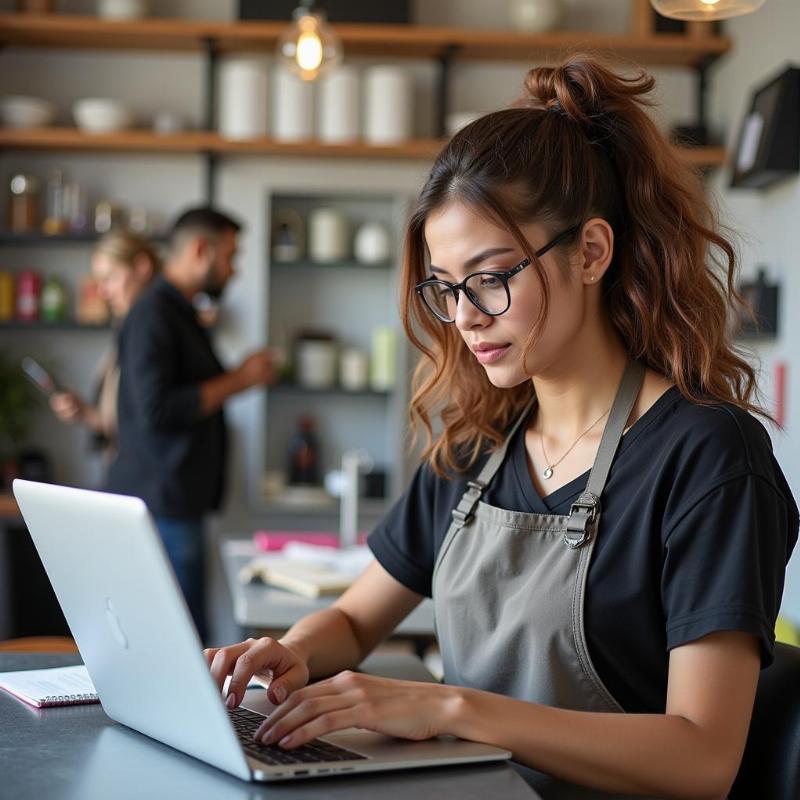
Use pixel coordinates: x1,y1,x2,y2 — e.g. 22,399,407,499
415,225,579,324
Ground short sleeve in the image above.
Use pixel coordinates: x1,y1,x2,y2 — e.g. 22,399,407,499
368,462,439,597
661,473,796,666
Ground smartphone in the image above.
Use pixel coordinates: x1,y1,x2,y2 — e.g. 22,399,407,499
21,356,62,397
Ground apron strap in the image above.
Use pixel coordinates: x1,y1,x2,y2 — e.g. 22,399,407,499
565,360,645,548
451,394,536,526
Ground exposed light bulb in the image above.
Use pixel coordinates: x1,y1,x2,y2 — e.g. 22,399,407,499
650,0,765,20
277,3,343,82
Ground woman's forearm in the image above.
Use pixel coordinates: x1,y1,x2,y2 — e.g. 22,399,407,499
279,607,368,681
81,404,104,433
448,689,735,799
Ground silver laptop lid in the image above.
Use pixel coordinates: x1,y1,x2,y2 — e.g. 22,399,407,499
13,480,251,781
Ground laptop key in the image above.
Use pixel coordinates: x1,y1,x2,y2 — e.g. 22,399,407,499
229,706,367,765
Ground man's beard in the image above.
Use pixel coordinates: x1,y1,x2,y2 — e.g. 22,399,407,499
201,262,226,300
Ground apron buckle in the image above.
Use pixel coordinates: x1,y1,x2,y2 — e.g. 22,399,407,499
451,479,486,525
564,492,600,549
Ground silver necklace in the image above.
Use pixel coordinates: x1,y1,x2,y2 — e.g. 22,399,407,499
539,408,611,480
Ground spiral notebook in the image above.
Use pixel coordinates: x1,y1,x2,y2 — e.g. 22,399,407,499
0,664,99,708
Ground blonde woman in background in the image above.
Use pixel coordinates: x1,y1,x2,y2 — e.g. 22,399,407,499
50,230,160,462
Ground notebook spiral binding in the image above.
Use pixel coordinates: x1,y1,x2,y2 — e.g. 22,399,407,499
41,692,99,707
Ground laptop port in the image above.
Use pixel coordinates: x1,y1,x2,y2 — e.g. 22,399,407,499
295,770,309,776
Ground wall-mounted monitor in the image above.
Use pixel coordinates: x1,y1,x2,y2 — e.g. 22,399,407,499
730,65,800,191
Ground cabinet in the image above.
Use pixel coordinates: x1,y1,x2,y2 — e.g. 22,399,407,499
255,191,410,522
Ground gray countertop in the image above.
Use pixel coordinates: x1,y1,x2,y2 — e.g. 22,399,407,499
219,538,435,635
0,653,539,800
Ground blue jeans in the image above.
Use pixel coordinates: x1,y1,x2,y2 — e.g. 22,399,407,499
153,516,207,644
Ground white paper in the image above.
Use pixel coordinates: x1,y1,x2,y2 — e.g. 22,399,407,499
737,112,764,173
0,664,97,707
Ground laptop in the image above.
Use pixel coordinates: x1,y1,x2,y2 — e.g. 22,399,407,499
13,480,511,782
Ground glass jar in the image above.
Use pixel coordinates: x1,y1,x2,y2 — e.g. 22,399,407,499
42,169,69,235
41,276,68,322
64,180,90,233
8,174,40,234
94,200,126,234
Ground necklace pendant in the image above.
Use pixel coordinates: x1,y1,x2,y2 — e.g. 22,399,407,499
543,467,554,479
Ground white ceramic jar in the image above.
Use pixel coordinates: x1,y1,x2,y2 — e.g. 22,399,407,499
318,65,359,143
364,66,413,145
219,58,268,140
508,0,565,32
308,208,350,263
354,222,391,264
296,337,337,389
339,347,369,391
273,64,313,141
97,0,147,19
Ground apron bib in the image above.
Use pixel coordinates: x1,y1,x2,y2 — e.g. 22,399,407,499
432,362,646,799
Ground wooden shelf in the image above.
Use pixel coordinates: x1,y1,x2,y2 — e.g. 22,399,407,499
0,128,727,167
0,128,441,158
0,230,167,245
0,14,730,67
0,321,111,330
272,382,391,397
0,128,218,153
272,259,393,270
676,146,727,167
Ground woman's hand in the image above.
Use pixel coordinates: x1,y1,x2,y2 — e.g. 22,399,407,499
252,671,462,749
203,637,310,708
50,391,86,424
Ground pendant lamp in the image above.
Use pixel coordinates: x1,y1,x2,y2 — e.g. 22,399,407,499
277,0,343,82
650,0,765,20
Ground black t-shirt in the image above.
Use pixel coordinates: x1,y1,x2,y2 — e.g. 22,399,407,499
368,387,799,714
106,276,227,519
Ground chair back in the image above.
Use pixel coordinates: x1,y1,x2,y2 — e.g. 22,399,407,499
730,642,800,799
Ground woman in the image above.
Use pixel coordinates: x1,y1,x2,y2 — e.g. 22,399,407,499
50,230,159,462
206,55,798,798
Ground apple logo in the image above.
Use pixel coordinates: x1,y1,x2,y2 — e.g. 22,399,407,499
104,597,129,650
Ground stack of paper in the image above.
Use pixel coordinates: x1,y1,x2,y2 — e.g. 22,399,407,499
239,544,373,599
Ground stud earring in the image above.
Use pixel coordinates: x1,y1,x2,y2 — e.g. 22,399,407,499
589,275,596,282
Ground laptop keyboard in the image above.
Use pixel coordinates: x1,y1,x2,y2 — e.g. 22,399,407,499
228,706,368,766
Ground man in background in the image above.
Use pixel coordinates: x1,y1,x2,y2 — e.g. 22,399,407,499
107,207,274,642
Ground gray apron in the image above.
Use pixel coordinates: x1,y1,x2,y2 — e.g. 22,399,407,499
432,361,646,799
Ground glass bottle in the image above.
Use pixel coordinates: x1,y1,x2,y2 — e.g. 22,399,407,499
288,416,320,485
42,169,69,235
8,174,40,234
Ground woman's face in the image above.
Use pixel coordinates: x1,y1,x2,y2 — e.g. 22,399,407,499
423,200,590,388
91,252,150,318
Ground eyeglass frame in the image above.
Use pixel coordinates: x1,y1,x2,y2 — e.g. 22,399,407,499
415,224,580,323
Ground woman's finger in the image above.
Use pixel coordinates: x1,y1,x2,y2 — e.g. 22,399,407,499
208,641,254,691
254,671,361,738
274,708,361,750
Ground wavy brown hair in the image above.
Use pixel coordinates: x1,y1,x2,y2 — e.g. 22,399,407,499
401,52,767,478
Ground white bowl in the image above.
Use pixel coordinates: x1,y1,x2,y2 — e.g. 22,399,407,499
0,96,56,129
72,98,133,133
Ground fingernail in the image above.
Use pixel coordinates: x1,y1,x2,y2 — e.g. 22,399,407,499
253,725,268,741
274,686,286,704
226,693,237,709
279,735,292,748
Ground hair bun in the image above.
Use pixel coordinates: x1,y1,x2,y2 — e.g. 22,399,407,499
516,54,656,130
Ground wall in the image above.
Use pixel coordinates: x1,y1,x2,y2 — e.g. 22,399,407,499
707,0,800,623
15,1,799,640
